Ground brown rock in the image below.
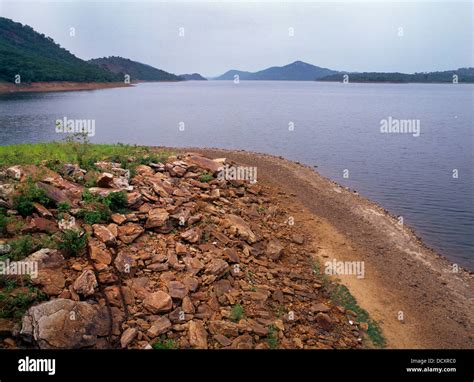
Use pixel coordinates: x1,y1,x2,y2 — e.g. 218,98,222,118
167,280,188,300
120,327,138,348
147,316,172,338
316,313,334,331
222,214,257,243
88,240,112,265
188,320,208,349
310,303,331,313
117,223,144,244
266,238,284,260
96,172,114,188
92,224,117,246
205,258,229,277
73,269,98,297
143,291,173,314
180,228,201,243
111,213,127,225
32,203,53,219
145,208,169,229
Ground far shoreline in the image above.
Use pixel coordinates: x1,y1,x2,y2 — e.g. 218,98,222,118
0,81,133,94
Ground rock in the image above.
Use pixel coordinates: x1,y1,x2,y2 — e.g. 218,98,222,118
231,334,254,349
147,316,172,338
266,239,284,260
145,208,169,229
223,248,240,263
182,296,195,314
111,213,127,225
0,318,14,336
167,281,187,300
120,327,138,348
92,224,117,246
73,270,98,297
143,291,173,314
183,257,204,275
180,228,201,243
310,303,331,313
291,233,305,245
222,214,257,243
175,242,187,255
126,192,142,208
214,334,232,347
205,259,229,277
96,172,114,188
20,299,107,349
23,217,58,234
32,203,53,219
208,320,240,337
36,182,70,204
114,251,134,274
24,248,64,269
188,320,208,349
88,240,112,265
316,313,334,331
7,165,23,180
186,155,221,174
117,223,144,244
135,165,154,176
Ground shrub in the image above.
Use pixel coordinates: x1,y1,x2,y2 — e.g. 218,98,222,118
8,235,36,260
199,172,213,183
56,230,87,257
0,210,8,236
230,304,244,322
103,191,127,213
152,339,177,349
13,180,50,217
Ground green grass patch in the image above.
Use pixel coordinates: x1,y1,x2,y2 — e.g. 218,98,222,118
266,324,278,349
0,287,47,319
0,142,174,169
229,304,244,322
199,172,213,183
56,230,87,258
311,260,386,348
12,179,51,217
152,338,178,350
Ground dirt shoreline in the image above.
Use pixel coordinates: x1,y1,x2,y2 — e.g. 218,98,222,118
177,147,474,349
0,82,131,94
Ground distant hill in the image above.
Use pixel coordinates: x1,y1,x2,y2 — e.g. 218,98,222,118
0,17,120,83
89,56,183,82
214,61,338,81
179,73,207,81
319,68,474,83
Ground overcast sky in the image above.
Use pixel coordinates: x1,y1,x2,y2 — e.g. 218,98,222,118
0,1,472,77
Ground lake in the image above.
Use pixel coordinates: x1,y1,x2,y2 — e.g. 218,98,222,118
0,81,473,270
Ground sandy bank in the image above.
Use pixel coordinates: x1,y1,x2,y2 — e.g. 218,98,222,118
0,81,131,94
185,147,474,349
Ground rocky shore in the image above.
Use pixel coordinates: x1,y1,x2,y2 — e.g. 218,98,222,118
0,150,375,349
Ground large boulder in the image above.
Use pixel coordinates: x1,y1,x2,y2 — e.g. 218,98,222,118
20,299,108,349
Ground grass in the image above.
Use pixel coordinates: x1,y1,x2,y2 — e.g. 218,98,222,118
229,304,244,322
13,179,51,217
311,260,386,348
78,189,128,224
0,285,47,319
266,324,278,349
0,141,174,169
0,209,8,236
199,172,213,183
56,230,87,258
152,339,178,349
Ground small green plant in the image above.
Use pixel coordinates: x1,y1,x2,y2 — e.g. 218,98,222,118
266,324,278,349
13,179,50,217
152,339,178,349
230,304,244,322
199,172,213,183
57,202,71,213
56,230,87,257
0,210,8,236
8,235,36,260
103,191,127,213
0,286,47,319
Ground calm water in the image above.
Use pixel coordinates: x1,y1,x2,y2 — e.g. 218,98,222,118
0,81,473,270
